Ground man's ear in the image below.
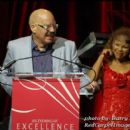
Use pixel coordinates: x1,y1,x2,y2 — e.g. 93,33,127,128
30,24,37,34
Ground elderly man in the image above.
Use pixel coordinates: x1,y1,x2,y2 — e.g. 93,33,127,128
0,9,98,96
0,8,99,130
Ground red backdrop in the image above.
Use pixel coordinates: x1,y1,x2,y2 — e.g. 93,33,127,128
0,0,130,127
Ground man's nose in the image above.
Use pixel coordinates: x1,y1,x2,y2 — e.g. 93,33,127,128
49,26,55,32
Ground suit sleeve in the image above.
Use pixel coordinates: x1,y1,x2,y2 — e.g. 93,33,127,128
0,42,14,96
70,42,93,98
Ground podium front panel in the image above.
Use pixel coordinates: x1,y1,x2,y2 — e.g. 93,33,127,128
12,77,80,130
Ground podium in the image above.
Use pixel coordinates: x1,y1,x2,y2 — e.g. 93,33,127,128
11,73,83,130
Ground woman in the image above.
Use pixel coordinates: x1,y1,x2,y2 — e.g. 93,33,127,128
88,26,130,130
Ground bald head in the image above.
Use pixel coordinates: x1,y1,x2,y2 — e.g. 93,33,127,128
28,9,57,47
29,9,55,26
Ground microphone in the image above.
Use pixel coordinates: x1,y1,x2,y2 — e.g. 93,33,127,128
51,54,92,70
0,51,96,90
0,51,93,72
0,52,52,71
0,60,17,71
50,54,97,84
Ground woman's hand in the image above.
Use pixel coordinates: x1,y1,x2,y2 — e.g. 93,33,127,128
101,48,113,58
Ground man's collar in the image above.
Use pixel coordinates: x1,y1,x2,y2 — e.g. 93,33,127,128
31,39,53,52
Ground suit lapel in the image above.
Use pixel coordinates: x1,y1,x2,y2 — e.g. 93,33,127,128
15,36,33,73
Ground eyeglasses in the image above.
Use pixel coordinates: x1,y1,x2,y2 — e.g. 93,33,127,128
38,24,59,30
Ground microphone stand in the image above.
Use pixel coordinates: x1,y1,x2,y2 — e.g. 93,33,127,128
0,52,96,89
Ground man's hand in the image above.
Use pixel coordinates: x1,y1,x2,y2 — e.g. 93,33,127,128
86,81,100,93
